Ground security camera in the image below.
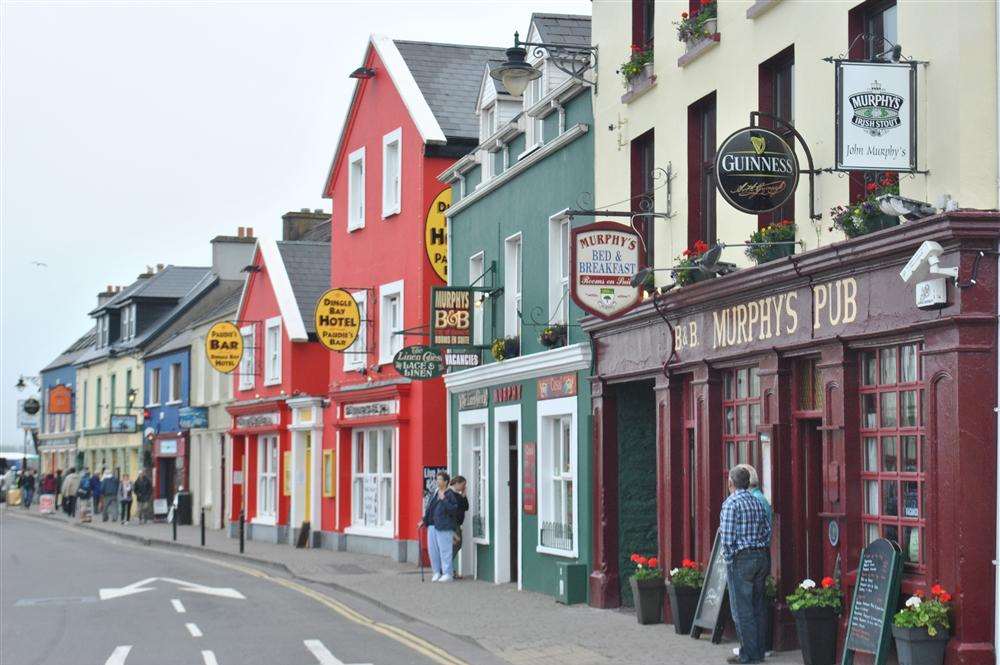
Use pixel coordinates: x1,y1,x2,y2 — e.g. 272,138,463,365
900,241,959,284
877,194,937,221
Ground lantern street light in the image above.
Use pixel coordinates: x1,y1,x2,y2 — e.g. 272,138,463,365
490,31,599,96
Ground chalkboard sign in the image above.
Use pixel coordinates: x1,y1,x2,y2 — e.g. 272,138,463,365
842,538,903,665
690,532,730,643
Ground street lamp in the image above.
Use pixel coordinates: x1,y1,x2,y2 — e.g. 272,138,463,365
490,42,542,97
490,31,599,95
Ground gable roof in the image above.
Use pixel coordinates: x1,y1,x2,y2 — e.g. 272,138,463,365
530,13,592,49
42,328,97,373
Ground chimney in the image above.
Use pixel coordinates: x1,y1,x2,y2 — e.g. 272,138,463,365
97,284,117,307
237,227,245,238
156,263,165,272
281,209,328,241
246,227,254,238
138,266,154,279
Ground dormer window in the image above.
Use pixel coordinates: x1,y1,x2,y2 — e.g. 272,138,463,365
121,304,136,341
480,103,496,143
96,315,110,348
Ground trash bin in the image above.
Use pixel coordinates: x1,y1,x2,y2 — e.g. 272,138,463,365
175,490,193,525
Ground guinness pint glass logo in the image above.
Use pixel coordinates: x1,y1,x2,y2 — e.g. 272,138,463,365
715,127,799,215
849,80,903,137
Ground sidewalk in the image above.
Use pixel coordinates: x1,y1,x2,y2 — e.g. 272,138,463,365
9,504,803,665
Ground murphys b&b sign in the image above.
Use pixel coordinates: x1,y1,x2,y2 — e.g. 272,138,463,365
836,60,917,172
715,127,799,215
570,221,644,320
430,287,473,347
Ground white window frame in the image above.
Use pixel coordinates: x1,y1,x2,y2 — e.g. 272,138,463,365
343,291,367,371
239,325,255,390
523,64,545,149
348,427,396,537
256,434,278,524
381,128,402,219
479,102,496,143
378,280,404,365
168,362,182,404
504,233,522,338
149,367,161,406
548,214,570,325
536,396,579,558
468,252,485,346
264,316,282,386
347,146,366,232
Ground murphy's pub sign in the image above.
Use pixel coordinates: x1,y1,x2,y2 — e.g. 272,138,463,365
570,221,644,320
715,127,799,215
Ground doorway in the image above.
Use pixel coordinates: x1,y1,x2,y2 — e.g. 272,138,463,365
508,423,519,583
158,459,176,501
799,418,824,580
494,404,520,585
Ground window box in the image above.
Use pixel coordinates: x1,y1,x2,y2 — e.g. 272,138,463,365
677,33,721,67
621,62,656,104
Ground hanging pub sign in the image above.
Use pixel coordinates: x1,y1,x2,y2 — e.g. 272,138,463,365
205,321,244,373
570,221,644,320
430,287,473,347
110,414,138,433
393,345,447,380
715,127,799,214
315,288,361,352
836,60,917,172
48,385,73,415
425,188,451,282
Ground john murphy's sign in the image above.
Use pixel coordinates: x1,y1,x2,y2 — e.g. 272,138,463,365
671,277,860,354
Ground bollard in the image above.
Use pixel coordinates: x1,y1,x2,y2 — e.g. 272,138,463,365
172,512,177,541
238,510,245,554
200,507,206,546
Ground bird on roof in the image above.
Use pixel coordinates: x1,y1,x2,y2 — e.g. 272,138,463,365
29,261,47,268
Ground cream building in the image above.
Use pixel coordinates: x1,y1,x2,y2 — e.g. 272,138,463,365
591,0,999,280
75,352,145,475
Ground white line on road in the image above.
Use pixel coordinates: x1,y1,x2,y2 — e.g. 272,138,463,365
186,622,203,637
201,651,218,665
304,639,373,665
105,645,132,665
171,599,186,613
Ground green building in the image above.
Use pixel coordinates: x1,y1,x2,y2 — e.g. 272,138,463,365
437,14,594,603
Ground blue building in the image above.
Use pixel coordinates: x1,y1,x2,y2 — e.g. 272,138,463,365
38,329,95,473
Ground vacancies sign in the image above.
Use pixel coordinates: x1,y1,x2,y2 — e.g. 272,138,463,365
715,127,799,214
836,61,917,172
570,221,644,320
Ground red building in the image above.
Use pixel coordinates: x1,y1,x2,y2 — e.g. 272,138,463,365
228,231,330,544
319,35,503,561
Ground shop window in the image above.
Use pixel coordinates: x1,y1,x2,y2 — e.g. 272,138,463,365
632,0,654,49
469,252,486,346
860,343,924,567
169,363,182,403
378,281,404,365
381,128,402,218
504,234,522,339
469,424,488,542
239,325,255,390
257,435,278,520
631,129,655,267
688,94,717,248
758,46,795,229
796,357,824,412
351,428,394,531
548,216,570,325
343,291,367,371
347,146,366,231
539,412,576,553
722,366,762,492
264,317,281,386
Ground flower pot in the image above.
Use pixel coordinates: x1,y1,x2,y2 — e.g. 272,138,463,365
667,583,700,634
751,243,796,264
892,626,950,665
791,606,840,665
630,577,666,625
868,213,901,233
702,18,718,35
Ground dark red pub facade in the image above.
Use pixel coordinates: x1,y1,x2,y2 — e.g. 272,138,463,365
583,212,998,665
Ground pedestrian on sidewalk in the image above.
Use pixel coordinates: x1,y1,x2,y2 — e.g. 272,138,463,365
77,468,94,522
22,470,36,509
417,471,459,583
449,476,469,579
134,469,153,524
101,469,120,522
720,465,772,665
54,469,63,509
92,469,104,515
61,467,79,516
118,474,133,524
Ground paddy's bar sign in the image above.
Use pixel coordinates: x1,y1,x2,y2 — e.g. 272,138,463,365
315,288,361,352
205,321,244,373
715,127,799,215
570,221,644,320
836,61,917,172
430,287,473,347
393,345,446,380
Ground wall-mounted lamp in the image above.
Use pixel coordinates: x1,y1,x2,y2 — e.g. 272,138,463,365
350,66,376,79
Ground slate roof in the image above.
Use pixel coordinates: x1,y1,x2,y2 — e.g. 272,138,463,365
394,41,507,140
486,60,505,93
299,220,332,242
276,241,330,334
144,279,245,357
531,13,592,48
41,328,97,372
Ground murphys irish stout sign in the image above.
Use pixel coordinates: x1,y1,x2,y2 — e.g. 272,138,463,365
715,127,799,215
430,287,472,347
836,60,917,172
570,221,644,320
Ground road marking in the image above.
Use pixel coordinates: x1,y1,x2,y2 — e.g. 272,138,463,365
304,639,374,665
99,578,158,600
186,622,203,637
99,577,244,601
171,599,186,613
15,596,98,606
105,645,132,665
201,651,218,665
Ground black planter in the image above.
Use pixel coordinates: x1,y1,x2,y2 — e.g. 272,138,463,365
630,577,666,625
751,242,796,264
667,583,701,634
892,626,950,665
791,606,840,665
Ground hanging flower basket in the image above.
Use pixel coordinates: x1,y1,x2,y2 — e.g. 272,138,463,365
746,220,797,264
490,336,520,362
830,173,902,238
539,324,567,349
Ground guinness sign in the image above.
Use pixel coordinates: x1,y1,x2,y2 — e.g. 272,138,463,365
715,127,799,215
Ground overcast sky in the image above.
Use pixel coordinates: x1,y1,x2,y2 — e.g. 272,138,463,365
1,0,592,450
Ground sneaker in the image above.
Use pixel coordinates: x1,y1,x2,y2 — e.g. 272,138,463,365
431,573,442,582
733,648,740,656
438,575,453,583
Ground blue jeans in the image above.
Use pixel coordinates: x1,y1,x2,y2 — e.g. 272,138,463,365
23,488,34,508
727,549,770,663
427,526,455,577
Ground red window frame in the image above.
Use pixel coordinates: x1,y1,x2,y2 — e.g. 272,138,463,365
687,92,717,248
632,0,655,50
631,129,656,267
721,366,762,495
859,343,925,569
757,46,795,230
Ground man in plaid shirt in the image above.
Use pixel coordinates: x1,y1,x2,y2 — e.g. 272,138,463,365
720,465,772,664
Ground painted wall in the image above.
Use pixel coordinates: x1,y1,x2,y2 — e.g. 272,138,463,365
74,354,145,474
40,364,77,435
591,0,1000,279
145,347,190,434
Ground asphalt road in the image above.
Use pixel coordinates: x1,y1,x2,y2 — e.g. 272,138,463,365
2,513,491,665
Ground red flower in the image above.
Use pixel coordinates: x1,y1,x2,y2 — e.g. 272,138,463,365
939,592,952,603
681,11,688,18
649,557,659,568
915,588,926,598
866,182,878,192
780,219,793,227
931,584,944,597
692,240,709,255
700,0,712,5
637,556,649,567
630,553,640,563
821,576,835,589
631,44,642,53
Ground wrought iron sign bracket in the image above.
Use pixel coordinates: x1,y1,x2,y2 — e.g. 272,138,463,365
515,31,599,94
749,112,823,221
